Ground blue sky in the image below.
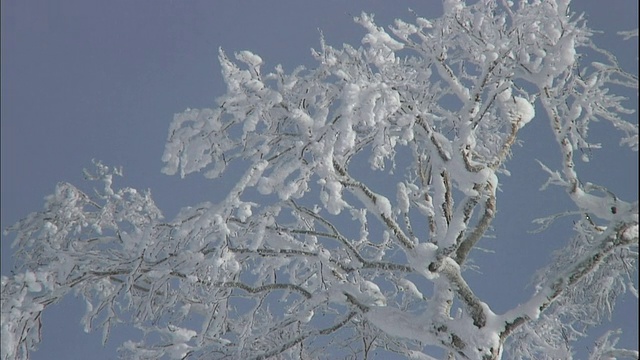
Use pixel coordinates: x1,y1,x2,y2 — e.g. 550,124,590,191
1,1,637,359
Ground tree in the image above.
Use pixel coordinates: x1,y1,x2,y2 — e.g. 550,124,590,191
2,1,638,359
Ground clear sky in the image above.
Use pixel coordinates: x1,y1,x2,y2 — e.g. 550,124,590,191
1,1,637,359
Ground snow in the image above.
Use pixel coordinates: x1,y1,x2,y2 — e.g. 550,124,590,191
398,278,424,299
497,87,536,129
291,108,314,134
513,96,535,128
407,243,438,279
443,0,463,13
214,250,240,274
361,280,387,306
23,271,41,293
365,306,431,343
4,3,638,359
322,179,349,215
556,37,576,70
376,195,392,217
397,182,410,213
406,351,439,360
166,343,192,359
571,187,617,221
236,203,253,222
235,50,263,68
298,309,314,323
622,224,638,242
167,324,197,343
1,321,19,359
497,87,512,102
356,13,404,52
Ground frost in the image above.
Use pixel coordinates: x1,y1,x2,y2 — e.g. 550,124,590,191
407,351,439,360
513,96,535,128
398,278,424,299
415,17,433,29
443,0,463,13
235,50,263,68
166,343,192,359
23,271,41,293
298,309,314,323
622,224,638,241
166,324,197,343
397,183,410,213
498,89,535,129
3,3,637,359
360,280,387,306
321,179,349,215
236,203,253,222
366,307,429,343
407,243,438,279
376,195,392,217
1,325,17,359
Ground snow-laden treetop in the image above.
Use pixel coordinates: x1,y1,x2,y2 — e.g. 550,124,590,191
3,1,637,359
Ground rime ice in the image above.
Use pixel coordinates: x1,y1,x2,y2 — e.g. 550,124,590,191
2,1,637,360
